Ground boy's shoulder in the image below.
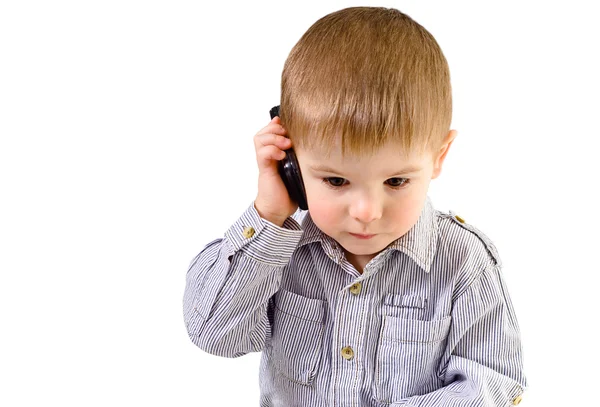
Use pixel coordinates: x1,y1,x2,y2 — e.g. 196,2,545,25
435,209,502,269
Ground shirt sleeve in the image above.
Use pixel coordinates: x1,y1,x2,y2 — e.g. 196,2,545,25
182,200,304,358
392,264,528,407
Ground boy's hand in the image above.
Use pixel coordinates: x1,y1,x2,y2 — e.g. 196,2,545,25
253,116,298,227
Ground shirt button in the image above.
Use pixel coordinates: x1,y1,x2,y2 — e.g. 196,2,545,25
341,346,354,360
242,226,255,238
512,395,523,405
454,215,465,223
349,282,362,295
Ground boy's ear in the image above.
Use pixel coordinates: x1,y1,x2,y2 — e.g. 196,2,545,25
431,130,458,179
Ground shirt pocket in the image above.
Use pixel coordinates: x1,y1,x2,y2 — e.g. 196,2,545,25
270,288,326,386
381,293,427,319
373,313,452,402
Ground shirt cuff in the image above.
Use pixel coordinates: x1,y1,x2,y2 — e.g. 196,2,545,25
223,201,304,267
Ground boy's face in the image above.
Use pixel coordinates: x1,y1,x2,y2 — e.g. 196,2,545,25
294,130,456,271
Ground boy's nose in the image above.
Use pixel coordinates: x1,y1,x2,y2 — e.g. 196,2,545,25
349,197,382,224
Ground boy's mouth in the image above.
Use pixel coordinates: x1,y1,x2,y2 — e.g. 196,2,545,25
349,233,376,239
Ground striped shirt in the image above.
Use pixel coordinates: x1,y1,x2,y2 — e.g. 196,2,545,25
183,196,527,406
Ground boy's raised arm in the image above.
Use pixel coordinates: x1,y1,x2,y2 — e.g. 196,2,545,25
182,200,304,358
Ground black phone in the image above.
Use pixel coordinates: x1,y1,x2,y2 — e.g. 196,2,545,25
269,105,308,210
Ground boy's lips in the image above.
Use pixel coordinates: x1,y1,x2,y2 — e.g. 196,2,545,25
349,232,376,239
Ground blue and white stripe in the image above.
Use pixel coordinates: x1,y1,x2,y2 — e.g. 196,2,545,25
183,196,527,406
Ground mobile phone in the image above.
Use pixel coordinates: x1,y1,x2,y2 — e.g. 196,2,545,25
269,105,308,210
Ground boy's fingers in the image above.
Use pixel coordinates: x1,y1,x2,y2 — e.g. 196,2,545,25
254,133,292,151
259,123,286,135
256,116,286,136
256,145,287,171
254,125,288,146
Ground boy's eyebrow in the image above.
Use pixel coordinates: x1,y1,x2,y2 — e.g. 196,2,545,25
308,164,423,176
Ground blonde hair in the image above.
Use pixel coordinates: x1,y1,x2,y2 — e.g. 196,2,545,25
279,6,452,159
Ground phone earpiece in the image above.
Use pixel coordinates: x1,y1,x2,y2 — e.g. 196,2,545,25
270,105,308,210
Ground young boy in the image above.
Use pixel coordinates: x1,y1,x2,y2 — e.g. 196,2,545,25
183,6,527,407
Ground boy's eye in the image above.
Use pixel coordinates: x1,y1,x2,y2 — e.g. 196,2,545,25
326,177,345,187
387,177,409,187
322,177,410,189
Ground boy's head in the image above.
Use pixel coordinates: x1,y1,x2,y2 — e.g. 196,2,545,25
279,7,457,270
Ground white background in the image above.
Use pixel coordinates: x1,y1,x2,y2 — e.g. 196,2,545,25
1,0,598,406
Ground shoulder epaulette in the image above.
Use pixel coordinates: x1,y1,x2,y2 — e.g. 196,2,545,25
445,210,502,267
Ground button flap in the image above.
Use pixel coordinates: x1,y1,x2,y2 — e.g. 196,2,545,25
384,293,426,309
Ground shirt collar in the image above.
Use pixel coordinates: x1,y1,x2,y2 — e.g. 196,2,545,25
296,196,439,273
